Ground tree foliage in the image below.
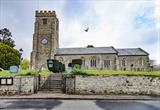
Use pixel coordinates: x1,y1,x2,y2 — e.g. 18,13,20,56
47,59,65,73
21,59,30,70
0,43,20,70
72,59,82,67
87,45,94,48
0,28,15,47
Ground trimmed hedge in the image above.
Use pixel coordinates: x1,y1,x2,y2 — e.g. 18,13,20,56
72,59,82,67
47,59,65,73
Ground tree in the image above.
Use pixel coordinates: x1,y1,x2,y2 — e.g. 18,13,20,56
0,28,15,47
47,59,65,73
87,45,94,48
0,43,20,70
21,59,30,70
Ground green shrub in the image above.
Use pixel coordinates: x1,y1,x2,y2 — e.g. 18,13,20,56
58,62,62,72
59,62,65,72
73,64,81,69
72,59,82,68
53,60,59,73
0,43,20,70
62,64,65,72
72,66,87,75
47,59,65,73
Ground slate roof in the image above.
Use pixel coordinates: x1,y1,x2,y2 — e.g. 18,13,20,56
116,48,149,56
55,47,149,56
55,46,117,55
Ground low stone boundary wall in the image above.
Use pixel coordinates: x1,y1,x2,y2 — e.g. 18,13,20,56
66,75,160,95
0,75,38,95
1,74,160,96
65,75,75,94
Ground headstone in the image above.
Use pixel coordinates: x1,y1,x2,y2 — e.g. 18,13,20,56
9,66,19,73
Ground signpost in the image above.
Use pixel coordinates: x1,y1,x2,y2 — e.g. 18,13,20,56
9,66,19,73
0,77,13,85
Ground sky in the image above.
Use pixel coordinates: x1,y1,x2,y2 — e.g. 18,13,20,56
0,0,160,64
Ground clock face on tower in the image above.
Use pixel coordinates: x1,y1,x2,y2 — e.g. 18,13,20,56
41,37,48,45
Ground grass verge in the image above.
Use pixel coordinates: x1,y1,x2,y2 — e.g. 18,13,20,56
0,69,160,77
0,69,51,77
85,70,160,76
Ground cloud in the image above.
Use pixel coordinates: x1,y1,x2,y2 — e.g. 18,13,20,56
154,0,160,64
0,0,159,64
0,0,36,60
58,0,159,63
62,0,87,19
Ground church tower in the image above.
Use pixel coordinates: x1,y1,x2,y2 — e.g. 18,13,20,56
31,10,59,69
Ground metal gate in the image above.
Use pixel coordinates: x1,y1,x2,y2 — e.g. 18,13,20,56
39,74,62,93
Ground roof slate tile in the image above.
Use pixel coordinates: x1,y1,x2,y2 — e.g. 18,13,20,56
55,47,148,56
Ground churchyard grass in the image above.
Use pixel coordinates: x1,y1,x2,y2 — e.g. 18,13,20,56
84,70,160,76
72,67,160,76
0,69,51,77
0,70,13,77
1,69,160,77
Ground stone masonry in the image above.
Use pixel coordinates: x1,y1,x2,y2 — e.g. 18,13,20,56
0,76,38,95
66,75,160,95
31,10,150,71
31,10,59,69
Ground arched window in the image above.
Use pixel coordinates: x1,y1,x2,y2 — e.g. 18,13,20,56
122,58,126,66
81,57,85,67
90,57,97,68
138,58,144,66
59,57,63,63
104,60,110,68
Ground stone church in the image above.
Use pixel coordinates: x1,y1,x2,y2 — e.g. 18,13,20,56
31,10,150,71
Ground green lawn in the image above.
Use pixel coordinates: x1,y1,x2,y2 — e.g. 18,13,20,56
0,69,51,77
84,70,160,76
72,68,160,76
0,69,160,77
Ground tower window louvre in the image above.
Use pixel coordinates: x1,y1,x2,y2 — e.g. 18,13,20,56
43,18,47,25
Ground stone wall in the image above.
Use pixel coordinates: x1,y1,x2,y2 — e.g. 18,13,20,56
55,55,149,71
117,56,149,71
31,10,59,69
0,75,38,95
65,75,75,94
55,54,117,70
75,75,160,95
2,74,159,96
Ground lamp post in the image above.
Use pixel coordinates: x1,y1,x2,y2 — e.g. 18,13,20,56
47,59,54,72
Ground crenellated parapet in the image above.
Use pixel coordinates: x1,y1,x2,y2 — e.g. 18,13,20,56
35,10,56,17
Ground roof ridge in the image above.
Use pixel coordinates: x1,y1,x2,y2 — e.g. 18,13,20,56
138,48,149,55
55,46,117,55
58,46,114,49
116,48,149,56
116,48,139,50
